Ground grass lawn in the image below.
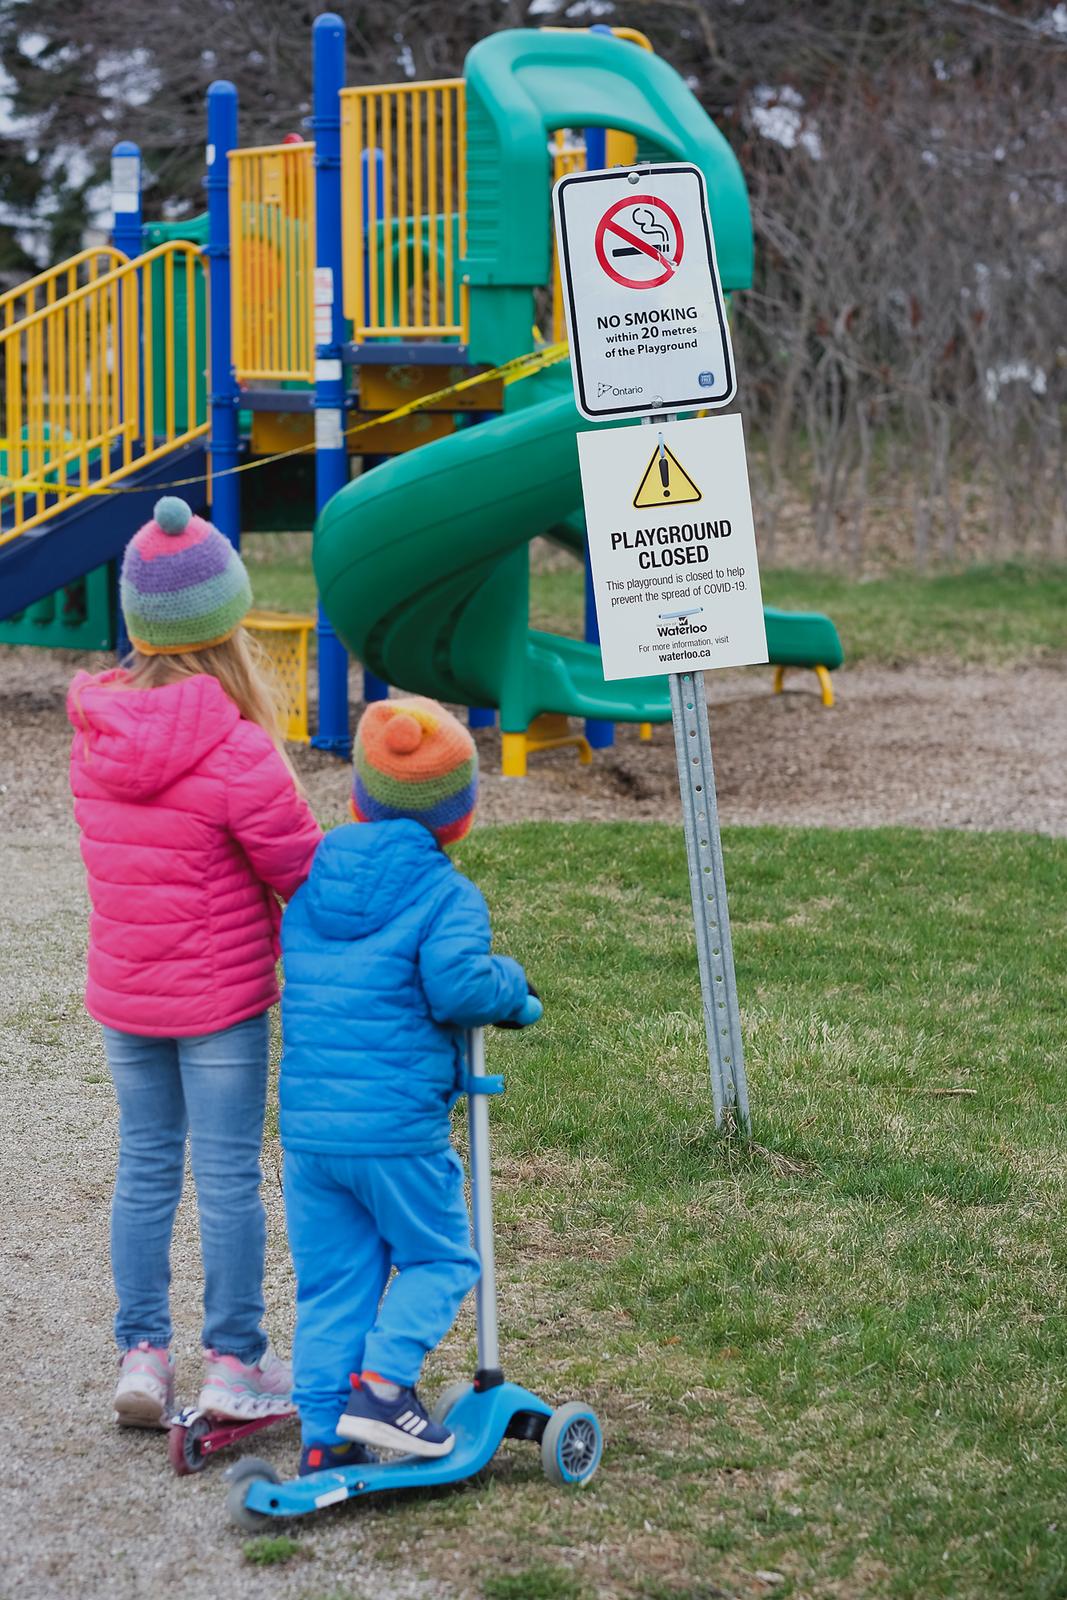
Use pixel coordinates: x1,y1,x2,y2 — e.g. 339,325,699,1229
759,566,1067,667
524,562,1067,667
242,534,1066,669
295,823,1066,1600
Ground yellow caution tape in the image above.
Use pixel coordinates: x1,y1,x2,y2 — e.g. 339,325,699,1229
0,342,570,502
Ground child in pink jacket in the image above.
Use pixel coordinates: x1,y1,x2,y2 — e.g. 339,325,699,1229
68,496,322,1430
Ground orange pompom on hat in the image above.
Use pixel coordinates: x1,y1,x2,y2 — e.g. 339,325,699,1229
350,696,477,846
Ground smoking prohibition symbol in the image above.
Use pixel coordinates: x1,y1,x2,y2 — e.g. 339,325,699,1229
593,194,685,290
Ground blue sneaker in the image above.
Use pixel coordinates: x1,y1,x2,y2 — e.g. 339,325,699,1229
299,1439,378,1476
337,1376,455,1458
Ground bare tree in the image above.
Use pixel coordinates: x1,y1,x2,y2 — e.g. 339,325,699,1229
2,0,1062,563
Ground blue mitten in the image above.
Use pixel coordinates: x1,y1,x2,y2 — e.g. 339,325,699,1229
514,993,543,1027
495,986,543,1030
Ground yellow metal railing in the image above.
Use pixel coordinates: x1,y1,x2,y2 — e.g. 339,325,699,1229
542,23,653,52
229,140,316,382
547,126,638,343
0,247,128,332
609,26,653,50
550,135,587,343
341,79,467,342
0,242,208,545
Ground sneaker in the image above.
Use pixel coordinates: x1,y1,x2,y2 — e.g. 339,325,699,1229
114,1341,174,1429
198,1342,297,1421
299,1439,378,1477
337,1375,455,1459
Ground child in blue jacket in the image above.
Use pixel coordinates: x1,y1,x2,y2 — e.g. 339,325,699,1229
279,695,539,1470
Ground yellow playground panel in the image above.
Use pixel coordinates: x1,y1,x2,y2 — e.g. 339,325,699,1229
228,52,644,373
229,140,316,383
340,79,468,343
0,241,207,542
246,609,316,744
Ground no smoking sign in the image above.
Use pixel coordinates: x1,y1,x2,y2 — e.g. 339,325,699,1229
553,163,735,421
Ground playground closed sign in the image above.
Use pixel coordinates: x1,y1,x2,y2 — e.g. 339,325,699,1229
553,163,735,421
577,414,767,681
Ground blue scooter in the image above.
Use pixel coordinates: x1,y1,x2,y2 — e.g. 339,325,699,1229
224,1028,603,1529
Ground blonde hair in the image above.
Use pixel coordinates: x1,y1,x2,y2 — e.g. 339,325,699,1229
122,627,301,784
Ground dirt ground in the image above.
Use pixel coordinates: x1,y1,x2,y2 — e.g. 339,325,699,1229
7,646,1063,838
0,648,1063,1600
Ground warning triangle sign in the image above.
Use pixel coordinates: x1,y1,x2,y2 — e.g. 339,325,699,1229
633,441,702,509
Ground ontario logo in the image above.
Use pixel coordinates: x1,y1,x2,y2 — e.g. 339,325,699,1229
597,380,644,399
656,605,707,638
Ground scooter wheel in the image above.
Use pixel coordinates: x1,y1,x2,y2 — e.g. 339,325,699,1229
224,1456,282,1532
169,1413,212,1476
431,1381,472,1424
541,1403,603,1486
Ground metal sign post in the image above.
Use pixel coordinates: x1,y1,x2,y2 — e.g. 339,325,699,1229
577,406,762,1131
557,160,761,1131
649,412,750,1131
668,668,750,1127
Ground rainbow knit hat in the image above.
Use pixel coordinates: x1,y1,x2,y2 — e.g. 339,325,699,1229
351,696,477,847
120,496,252,655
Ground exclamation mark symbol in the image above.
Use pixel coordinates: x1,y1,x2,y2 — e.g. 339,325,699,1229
658,432,670,498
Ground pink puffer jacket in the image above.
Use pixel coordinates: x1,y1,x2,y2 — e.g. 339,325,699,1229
68,668,323,1037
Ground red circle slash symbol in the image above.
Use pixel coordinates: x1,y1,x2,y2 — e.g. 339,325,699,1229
593,195,685,290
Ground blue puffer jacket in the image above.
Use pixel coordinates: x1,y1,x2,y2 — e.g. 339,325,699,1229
279,820,530,1156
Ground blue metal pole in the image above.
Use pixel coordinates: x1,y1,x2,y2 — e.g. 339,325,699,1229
205,82,241,551
110,141,142,659
110,140,143,259
310,13,352,755
110,139,144,442
447,134,494,731
359,145,389,705
584,126,606,170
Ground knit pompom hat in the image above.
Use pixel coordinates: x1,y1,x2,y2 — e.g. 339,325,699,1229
120,496,252,655
351,696,478,846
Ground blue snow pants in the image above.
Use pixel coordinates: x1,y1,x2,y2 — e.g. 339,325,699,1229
283,1148,481,1445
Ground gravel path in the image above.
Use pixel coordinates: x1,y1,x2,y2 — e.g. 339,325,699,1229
0,843,447,1599
0,647,1062,1599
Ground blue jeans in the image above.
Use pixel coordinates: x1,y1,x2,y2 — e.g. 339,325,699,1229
284,1148,480,1444
102,1012,270,1362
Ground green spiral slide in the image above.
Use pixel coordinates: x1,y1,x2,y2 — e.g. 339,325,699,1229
314,366,674,735
313,29,843,758
313,364,844,745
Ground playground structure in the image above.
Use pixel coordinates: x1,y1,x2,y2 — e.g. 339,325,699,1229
0,18,844,773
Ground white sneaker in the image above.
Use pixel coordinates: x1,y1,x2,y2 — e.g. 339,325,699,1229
198,1341,296,1421
113,1341,175,1429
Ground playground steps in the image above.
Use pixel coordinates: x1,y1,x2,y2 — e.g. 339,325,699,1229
0,443,207,622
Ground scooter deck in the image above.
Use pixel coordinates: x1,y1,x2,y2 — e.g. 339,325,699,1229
243,1383,552,1518
170,1405,296,1474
